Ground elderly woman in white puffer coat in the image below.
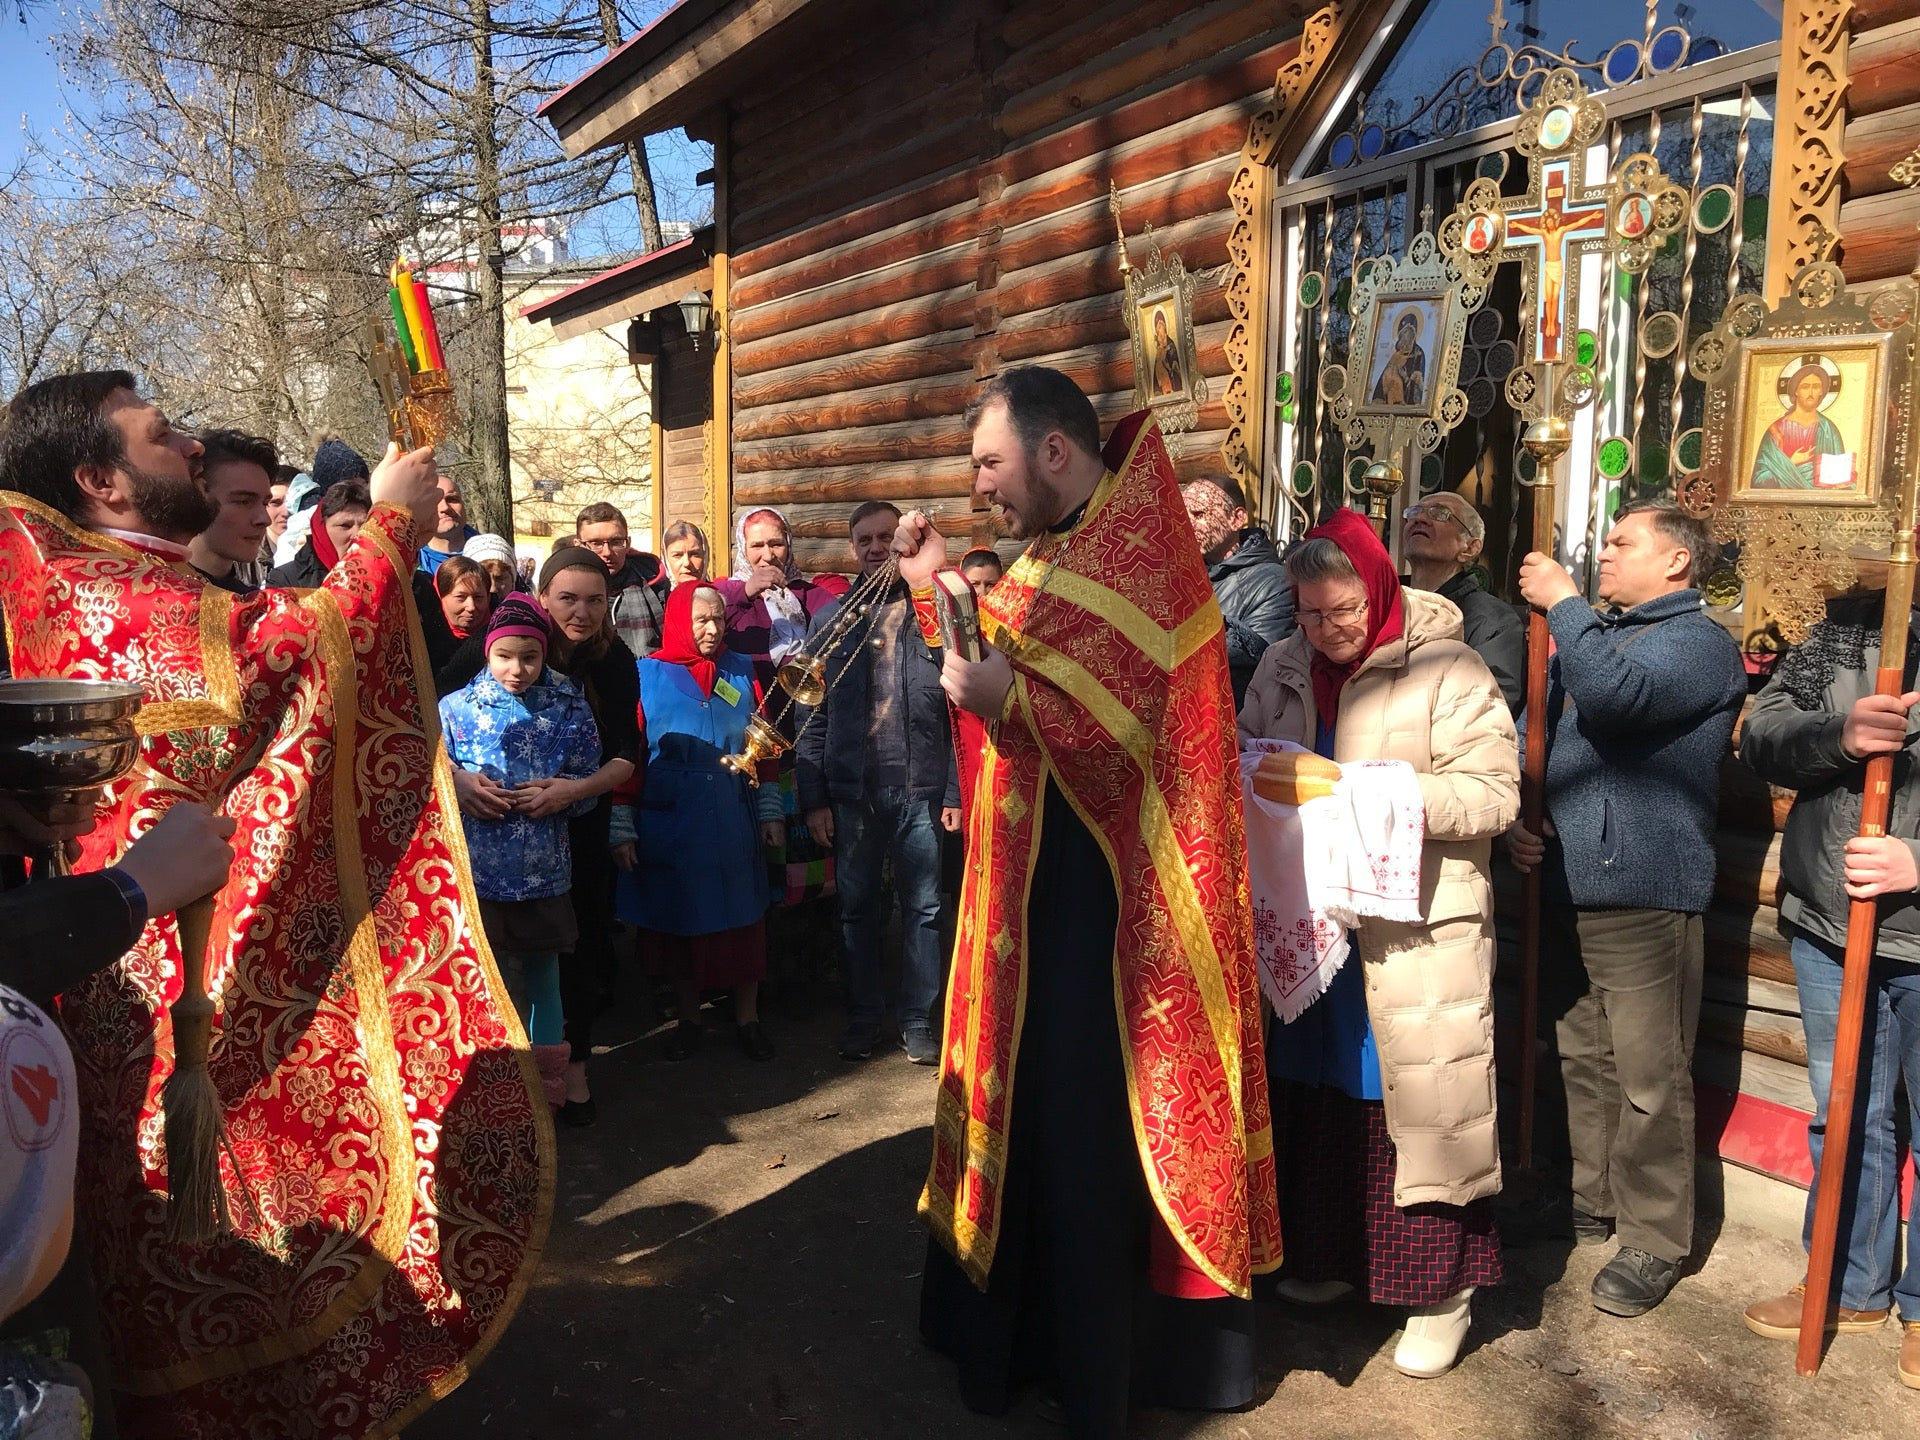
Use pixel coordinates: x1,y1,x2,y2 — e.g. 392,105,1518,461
1238,505,1519,1379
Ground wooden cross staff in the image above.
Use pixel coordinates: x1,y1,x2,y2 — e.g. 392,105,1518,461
1515,381,1571,1172
1797,459,1920,1375
1799,157,1920,1377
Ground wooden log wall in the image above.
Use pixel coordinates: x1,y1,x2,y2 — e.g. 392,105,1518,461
723,0,1315,574
1839,0,1920,284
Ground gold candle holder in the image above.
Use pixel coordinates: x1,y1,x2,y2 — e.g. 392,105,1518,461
401,367,460,450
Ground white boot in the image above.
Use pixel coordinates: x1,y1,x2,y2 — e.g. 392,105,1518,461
1393,1289,1472,1378
1273,1278,1355,1306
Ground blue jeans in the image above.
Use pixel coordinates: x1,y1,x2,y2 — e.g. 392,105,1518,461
1790,932,1920,1316
835,789,945,1035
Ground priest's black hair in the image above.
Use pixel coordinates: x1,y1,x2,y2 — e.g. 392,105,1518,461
0,369,141,523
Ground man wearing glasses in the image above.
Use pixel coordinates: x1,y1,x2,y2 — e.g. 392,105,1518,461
1402,490,1524,713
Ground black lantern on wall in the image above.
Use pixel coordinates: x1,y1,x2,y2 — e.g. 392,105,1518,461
677,287,715,353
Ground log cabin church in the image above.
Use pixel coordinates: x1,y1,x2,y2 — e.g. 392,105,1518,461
526,0,1920,1217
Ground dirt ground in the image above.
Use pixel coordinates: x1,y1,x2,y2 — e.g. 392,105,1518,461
410,983,1914,1440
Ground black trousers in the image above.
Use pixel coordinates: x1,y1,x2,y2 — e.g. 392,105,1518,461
562,800,615,1063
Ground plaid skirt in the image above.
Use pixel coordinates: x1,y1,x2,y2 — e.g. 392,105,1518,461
1271,1079,1503,1307
764,766,834,907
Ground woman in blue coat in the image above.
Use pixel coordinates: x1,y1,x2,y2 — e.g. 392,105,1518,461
612,582,784,1061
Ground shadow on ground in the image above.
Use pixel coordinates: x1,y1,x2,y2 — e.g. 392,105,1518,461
411,984,1915,1440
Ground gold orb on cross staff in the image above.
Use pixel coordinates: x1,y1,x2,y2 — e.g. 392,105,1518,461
1521,415,1573,468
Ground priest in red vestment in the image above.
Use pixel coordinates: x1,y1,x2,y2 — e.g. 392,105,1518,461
0,372,551,1440
896,367,1280,1436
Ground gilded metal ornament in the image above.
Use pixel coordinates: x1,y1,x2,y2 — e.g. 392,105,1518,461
1339,220,1485,467
1892,144,1920,190
1609,154,1689,274
1442,70,1685,422
1688,265,1919,644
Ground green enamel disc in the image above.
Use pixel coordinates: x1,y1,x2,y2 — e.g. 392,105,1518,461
1297,272,1325,308
1597,436,1632,479
1574,329,1599,367
1674,427,1704,471
1693,184,1735,235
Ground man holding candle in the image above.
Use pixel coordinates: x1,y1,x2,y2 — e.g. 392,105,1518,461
0,370,551,1437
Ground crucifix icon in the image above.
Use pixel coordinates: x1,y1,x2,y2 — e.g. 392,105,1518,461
1500,159,1610,364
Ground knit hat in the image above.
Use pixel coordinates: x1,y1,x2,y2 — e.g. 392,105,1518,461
537,544,604,595
463,532,516,568
485,593,551,652
309,439,370,497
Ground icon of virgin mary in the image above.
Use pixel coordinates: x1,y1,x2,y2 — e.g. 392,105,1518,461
1370,309,1428,408
1750,360,1848,490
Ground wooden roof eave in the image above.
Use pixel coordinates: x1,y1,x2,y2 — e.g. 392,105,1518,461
543,0,827,157
520,229,716,341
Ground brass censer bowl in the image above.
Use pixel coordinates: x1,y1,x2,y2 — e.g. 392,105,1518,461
719,712,792,783
0,678,143,876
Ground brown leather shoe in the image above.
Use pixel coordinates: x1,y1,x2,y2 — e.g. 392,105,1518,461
1743,1284,1889,1340
1901,1322,1920,1391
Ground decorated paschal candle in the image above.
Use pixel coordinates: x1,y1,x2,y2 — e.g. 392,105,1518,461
392,259,429,371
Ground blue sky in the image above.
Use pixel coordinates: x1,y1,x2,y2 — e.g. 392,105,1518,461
0,5,710,251
0,11,74,170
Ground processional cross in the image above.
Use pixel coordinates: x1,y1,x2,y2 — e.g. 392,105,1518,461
1438,66,1685,1173
1501,163,1611,363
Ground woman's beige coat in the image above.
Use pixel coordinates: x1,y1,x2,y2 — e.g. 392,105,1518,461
1239,587,1519,1206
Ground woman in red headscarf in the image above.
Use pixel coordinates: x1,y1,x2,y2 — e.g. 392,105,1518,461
1238,507,1520,1378
611,581,786,1062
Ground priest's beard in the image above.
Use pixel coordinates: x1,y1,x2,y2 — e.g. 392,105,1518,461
992,464,1064,541
126,463,218,542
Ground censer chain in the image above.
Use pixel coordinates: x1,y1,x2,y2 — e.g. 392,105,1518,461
779,556,902,749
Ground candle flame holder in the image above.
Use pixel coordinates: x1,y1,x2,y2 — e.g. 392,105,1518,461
400,367,460,451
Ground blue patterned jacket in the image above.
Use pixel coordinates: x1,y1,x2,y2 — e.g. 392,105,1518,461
440,668,602,902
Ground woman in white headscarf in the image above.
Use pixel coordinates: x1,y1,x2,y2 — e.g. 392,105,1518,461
715,507,837,700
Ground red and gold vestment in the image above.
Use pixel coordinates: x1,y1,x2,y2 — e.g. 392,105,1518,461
915,415,1281,1298
0,496,551,1439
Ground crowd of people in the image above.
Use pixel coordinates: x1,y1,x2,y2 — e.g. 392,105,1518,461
0,360,1914,1440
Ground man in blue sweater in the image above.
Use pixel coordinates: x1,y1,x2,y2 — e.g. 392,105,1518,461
1509,499,1746,1318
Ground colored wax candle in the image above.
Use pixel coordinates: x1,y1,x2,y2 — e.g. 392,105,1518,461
387,283,420,371
413,275,446,371
394,261,431,374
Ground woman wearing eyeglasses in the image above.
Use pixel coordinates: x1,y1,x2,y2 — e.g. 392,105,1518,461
1238,506,1519,1379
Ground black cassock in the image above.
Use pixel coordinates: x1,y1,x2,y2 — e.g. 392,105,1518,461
919,780,1257,1438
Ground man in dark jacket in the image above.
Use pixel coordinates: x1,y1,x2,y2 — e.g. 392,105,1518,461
1403,488,1525,712
1509,499,1746,1319
576,501,669,658
796,501,959,1064
1736,592,1920,1387
1182,473,1294,706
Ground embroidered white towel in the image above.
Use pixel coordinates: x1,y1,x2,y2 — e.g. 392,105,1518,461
1240,739,1425,1021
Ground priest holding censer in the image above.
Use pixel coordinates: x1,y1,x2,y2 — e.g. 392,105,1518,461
895,366,1279,1437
